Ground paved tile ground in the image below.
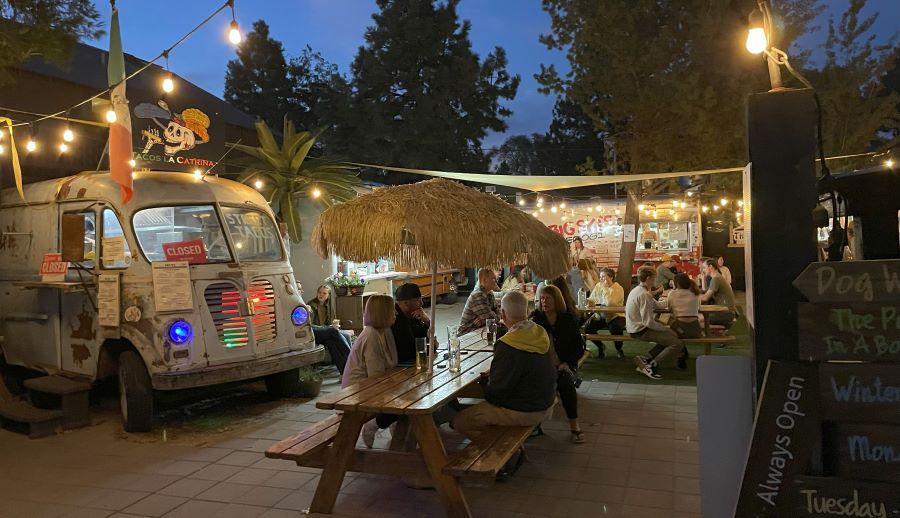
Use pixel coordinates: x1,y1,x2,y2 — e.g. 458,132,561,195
0,377,700,518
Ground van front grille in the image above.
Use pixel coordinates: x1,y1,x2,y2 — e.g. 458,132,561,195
205,283,249,348
248,279,276,343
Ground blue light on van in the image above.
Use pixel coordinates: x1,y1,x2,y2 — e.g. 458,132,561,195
291,306,309,326
168,320,193,344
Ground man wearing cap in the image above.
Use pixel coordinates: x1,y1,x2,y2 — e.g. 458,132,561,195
392,283,431,364
654,255,677,294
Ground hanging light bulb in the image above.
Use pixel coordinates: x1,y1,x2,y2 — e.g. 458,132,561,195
652,210,658,218
746,10,767,54
720,197,728,206
559,202,566,209
539,207,545,213
162,74,175,93
532,211,538,218
669,209,675,215
311,187,322,198
884,159,894,168
63,128,74,142
680,201,687,209
59,143,68,153
105,109,117,123
193,169,203,179
614,208,620,215
702,206,709,213
518,199,525,206
687,191,694,197
228,20,242,45
551,206,558,213
713,205,720,211
644,210,650,216
587,207,593,213
26,139,37,152
536,196,543,204
128,159,136,167
254,179,264,189
638,204,645,211
738,200,744,207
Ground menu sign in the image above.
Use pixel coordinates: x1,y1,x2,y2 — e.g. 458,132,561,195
738,259,900,517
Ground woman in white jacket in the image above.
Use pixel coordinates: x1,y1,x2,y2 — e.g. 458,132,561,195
342,295,399,447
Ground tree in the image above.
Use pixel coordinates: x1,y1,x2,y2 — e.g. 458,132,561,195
224,20,296,131
537,0,821,287
805,1,899,160
491,134,548,175
231,117,361,242
0,0,103,84
288,46,352,148
339,0,520,172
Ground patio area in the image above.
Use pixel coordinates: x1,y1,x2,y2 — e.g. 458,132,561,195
0,375,701,518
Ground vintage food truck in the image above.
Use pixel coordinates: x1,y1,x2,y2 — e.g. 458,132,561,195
0,171,323,431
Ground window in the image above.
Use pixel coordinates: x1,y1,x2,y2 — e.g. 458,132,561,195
221,207,283,262
101,208,132,269
133,206,231,263
82,212,97,267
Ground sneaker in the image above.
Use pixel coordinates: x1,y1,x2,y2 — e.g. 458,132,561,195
361,420,378,449
633,355,648,369
616,349,626,361
636,364,663,380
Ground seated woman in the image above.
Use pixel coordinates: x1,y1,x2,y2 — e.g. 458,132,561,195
531,284,587,444
307,285,333,326
665,273,703,369
585,268,627,360
343,295,399,448
298,283,351,374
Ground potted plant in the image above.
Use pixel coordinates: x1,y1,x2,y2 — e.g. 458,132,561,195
327,271,367,296
298,366,325,398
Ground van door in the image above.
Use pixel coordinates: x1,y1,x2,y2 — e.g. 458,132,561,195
58,202,101,378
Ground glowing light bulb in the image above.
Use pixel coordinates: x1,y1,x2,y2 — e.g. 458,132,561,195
687,191,694,197
669,209,675,215
746,27,767,54
562,216,568,221
738,200,744,207
254,179,264,189
162,75,174,93
638,204,645,211
680,201,687,209
236,242,243,249
105,110,117,123
551,206,558,213
228,20,242,45
311,187,321,198
702,206,709,213
128,159,136,167
886,159,895,168
193,169,203,179
720,198,728,206
59,143,68,153
596,205,603,212
587,207,593,212
26,140,36,152
736,212,742,219
559,202,566,209
518,199,524,206
536,196,543,204
532,212,538,217
644,210,650,216
63,129,74,142
539,207,544,213
713,205,720,211
614,208,620,215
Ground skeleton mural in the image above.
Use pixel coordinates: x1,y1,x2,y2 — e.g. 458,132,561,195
134,101,211,156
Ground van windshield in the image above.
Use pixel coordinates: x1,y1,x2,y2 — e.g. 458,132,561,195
221,207,283,262
133,206,232,263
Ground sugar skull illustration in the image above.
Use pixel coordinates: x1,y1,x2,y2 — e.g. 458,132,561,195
135,101,210,156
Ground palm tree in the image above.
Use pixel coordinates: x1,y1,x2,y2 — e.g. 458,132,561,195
230,117,361,242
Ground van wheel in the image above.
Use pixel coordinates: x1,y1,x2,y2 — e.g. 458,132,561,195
265,368,300,398
118,351,153,432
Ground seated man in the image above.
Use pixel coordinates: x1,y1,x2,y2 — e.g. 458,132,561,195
653,255,676,295
458,268,501,335
452,291,557,440
700,259,737,329
625,266,684,380
584,267,627,360
391,283,430,364
298,283,352,374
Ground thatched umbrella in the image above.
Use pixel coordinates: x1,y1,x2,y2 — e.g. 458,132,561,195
312,178,570,368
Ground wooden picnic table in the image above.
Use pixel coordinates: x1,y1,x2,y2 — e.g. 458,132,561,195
308,332,492,517
578,304,731,339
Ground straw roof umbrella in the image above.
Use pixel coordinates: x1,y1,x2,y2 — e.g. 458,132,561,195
312,178,570,367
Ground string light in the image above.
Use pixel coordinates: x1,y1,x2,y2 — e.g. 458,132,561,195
105,109,117,124
63,128,74,142
680,201,686,209
536,196,543,204
539,207,545,213
614,208,620,215
687,191,694,197
311,187,322,198
26,140,37,152
193,169,203,179
562,216,568,221
518,199,525,206
559,202,566,209
702,206,709,213
128,159,136,167
587,207,593,212
161,51,174,93
551,206,558,213
59,143,68,153
738,200,744,207
713,205,720,211
736,212,742,219
254,179,264,189
886,159,894,168
532,212,538,217
638,204,645,211
720,197,728,206
228,20,242,45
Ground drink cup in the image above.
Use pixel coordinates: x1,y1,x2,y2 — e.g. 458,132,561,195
415,337,427,372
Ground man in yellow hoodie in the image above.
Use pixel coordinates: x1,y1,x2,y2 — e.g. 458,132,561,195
452,291,557,439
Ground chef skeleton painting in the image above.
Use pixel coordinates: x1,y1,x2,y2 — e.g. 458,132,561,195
134,100,211,156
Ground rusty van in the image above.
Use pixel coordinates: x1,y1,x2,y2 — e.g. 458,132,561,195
0,171,323,431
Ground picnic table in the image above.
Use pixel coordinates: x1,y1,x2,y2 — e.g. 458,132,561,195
268,331,514,518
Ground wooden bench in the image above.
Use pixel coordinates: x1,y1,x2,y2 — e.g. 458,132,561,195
584,333,737,356
266,413,344,464
443,425,534,485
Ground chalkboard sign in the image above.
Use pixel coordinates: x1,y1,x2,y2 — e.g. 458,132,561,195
819,363,900,424
735,361,821,517
793,259,900,303
791,476,900,517
799,303,900,362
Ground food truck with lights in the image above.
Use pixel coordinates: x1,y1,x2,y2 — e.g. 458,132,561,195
533,200,704,277
0,171,323,431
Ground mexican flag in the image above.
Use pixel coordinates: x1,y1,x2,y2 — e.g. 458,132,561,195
107,6,133,203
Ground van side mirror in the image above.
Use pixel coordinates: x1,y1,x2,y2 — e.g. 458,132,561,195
61,213,86,263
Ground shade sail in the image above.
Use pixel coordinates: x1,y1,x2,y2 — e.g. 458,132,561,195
350,162,744,192
312,178,571,278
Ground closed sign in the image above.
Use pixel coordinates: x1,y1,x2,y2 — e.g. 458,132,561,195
163,239,207,264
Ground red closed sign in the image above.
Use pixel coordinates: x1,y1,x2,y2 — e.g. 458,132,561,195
40,253,69,281
163,239,207,264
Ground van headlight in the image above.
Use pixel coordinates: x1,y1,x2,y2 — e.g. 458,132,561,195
168,320,193,344
291,306,309,326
